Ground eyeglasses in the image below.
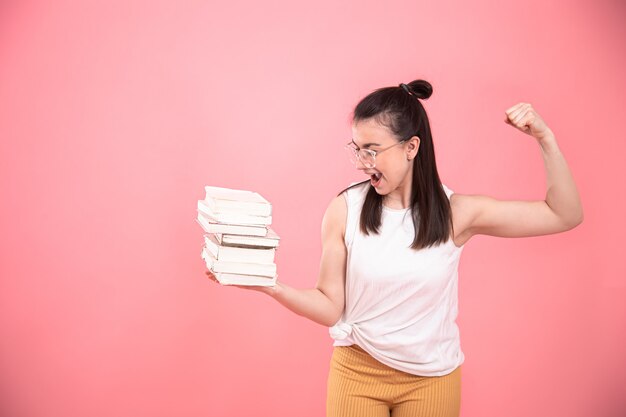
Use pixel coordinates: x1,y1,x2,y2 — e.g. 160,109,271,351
344,138,410,169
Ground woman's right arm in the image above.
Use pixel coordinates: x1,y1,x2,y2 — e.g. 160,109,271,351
266,194,348,327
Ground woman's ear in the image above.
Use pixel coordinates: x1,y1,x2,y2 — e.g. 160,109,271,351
407,136,420,160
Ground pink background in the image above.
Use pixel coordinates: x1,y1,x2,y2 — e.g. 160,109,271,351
1,1,624,416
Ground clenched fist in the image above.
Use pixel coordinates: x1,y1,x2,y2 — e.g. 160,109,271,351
504,102,553,142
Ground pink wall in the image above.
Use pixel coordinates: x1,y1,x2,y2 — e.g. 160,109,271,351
1,1,624,416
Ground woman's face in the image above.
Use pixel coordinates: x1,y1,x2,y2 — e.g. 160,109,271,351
350,118,419,194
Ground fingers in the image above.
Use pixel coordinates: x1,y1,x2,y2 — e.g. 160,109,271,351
205,270,219,283
506,103,529,124
505,102,538,130
505,102,526,114
518,111,535,128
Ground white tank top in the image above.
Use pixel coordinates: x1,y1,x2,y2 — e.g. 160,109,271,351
329,180,466,376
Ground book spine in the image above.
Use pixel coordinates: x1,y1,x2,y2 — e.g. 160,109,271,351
203,234,221,259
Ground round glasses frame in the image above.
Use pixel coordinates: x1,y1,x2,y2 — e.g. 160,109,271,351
344,137,411,169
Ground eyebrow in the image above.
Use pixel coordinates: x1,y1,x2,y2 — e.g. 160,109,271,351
351,139,381,148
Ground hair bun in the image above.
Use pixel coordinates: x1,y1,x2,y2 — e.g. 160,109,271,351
407,79,433,100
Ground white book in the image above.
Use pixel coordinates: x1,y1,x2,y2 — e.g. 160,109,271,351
204,185,272,217
204,233,276,264
216,227,280,248
212,271,277,286
201,246,276,277
197,200,272,226
196,213,268,237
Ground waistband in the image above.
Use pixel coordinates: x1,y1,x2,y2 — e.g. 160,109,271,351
332,344,461,381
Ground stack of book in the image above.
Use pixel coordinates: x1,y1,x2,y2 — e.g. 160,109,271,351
197,185,280,286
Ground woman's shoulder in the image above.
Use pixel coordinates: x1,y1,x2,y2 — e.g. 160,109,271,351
323,192,348,235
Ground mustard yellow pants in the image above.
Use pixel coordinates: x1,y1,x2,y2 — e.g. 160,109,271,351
327,344,462,417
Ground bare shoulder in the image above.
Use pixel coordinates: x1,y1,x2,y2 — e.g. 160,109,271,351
322,193,348,241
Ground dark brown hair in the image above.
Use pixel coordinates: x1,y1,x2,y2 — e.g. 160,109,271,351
337,79,454,249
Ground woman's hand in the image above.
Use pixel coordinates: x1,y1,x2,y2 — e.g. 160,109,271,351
205,270,277,296
504,102,553,142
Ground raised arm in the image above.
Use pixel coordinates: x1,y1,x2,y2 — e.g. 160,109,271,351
452,102,584,240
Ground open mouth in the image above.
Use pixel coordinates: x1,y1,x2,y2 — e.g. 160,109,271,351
370,172,382,186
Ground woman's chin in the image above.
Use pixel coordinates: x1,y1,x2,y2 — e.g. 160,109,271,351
372,183,387,194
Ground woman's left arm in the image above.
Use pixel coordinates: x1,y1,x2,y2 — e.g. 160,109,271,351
454,102,584,239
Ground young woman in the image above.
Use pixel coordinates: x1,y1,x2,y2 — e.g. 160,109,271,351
205,79,584,417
